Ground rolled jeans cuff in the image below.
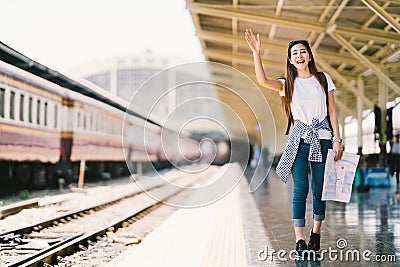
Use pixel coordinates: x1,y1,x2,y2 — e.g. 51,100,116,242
313,214,325,221
292,218,305,227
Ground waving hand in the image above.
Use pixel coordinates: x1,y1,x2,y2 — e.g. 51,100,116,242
245,29,261,54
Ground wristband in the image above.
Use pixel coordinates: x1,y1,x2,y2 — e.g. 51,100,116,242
333,138,342,143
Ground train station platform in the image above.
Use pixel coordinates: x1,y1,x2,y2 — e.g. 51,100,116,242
106,164,399,267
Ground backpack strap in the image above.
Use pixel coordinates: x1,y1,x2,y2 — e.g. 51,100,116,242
317,72,334,132
318,71,328,107
284,72,333,135
285,111,293,135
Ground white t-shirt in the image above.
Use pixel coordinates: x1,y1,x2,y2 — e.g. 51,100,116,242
278,72,336,139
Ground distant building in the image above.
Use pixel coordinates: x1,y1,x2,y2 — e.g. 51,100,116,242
68,51,223,131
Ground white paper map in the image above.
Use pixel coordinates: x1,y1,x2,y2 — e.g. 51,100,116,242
322,149,360,203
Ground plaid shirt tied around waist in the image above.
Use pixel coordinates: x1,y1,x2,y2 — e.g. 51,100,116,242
276,117,332,183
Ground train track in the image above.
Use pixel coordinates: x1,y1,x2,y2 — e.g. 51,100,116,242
0,169,182,237
0,192,73,221
0,165,219,266
0,198,41,219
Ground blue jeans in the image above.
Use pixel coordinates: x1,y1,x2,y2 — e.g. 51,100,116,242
291,139,332,227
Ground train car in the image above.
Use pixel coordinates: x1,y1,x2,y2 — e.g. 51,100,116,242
61,93,124,180
0,57,204,192
0,40,215,193
0,59,160,189
190,132,231,166
0,60,63,187
122,108,162,174
156,128,201,168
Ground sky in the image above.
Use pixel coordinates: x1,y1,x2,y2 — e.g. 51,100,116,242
0,0,204,73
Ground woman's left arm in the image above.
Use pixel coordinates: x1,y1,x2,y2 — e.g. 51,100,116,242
328,91,343,161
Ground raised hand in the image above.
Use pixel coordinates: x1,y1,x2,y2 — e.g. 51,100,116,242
245,29,261,54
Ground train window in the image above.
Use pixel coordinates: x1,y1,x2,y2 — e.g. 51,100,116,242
37,99,41,125
10,91,15,120
77,111,81,129
98,115,101,132
94,114,98,132
83,113,87,130
100,115,103,133
28,97,33,123
104,119,107,134
89,113,93,132
97,114,101,132
98,116,102,132
19,94,25,121
54,104,58,128
44,102,48,126
0,88,4,118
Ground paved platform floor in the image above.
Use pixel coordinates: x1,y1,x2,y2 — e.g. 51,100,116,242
106,163,269,267
106,164,398,266
250,167,399,266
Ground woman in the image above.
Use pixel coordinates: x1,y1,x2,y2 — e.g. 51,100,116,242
245,29,343,255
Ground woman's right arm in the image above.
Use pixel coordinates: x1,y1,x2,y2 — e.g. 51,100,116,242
245,29,283,92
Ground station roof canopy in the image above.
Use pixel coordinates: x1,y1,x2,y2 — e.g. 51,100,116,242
186,0,400,148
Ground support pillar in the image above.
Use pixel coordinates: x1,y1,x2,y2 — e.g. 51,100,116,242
378,66,388,167
78,160,86,189
357,76,364,155
379,67,388,154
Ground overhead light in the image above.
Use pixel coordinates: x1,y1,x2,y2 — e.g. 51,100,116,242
387,50,400,63
326,24,337,34
363,69,374,76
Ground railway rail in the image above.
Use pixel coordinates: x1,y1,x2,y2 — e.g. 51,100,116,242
0,198,40,219
0,165,218,266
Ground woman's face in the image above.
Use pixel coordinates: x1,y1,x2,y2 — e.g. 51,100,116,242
289,43,311,71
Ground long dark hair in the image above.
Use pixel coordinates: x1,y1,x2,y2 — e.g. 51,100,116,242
282,40,325,119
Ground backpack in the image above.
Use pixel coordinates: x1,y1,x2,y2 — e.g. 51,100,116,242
284,72,333,135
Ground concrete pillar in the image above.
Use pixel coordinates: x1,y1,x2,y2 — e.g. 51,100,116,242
379,66,388,154
357,76,364,155
78,160,86,189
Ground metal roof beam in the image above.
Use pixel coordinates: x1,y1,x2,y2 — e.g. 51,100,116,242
187,2,400,44
381,0,400,4
310,0,346,50
196,30,377,65
204,47,367,83
204,48,284,70
361,0,400,33
330,33,400,95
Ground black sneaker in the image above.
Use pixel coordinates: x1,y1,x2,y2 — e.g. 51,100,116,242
296,239,308,255
307,229,321,251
